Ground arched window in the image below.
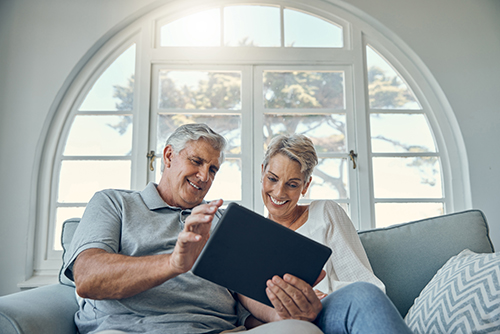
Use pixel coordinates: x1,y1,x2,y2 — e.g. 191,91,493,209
33,0,470,279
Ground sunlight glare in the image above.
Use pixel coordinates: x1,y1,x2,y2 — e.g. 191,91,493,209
161,8,220,47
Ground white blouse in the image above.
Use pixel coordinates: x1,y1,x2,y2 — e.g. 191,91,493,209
295,200,385,294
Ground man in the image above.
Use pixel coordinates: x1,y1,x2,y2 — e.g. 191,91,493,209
63,123,322,334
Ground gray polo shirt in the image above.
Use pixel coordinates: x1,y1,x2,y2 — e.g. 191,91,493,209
63,182,249,334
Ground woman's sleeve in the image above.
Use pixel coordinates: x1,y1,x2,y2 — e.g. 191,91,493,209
322,201,386,293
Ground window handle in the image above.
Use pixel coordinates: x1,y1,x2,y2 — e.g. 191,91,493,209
349,150,357,169
147,151,156,171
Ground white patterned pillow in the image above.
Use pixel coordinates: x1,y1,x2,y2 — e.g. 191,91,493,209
405,249,500,334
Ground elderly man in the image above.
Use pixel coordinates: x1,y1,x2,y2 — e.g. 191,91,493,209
63,123,323,334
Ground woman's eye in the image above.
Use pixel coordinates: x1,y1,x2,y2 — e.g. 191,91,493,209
267,176,277,182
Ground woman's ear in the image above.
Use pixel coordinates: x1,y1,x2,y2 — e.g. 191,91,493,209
302,176,313,196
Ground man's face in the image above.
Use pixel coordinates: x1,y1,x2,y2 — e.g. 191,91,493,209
159,139,221,209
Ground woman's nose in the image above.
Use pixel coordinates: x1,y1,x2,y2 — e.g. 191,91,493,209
274,182,286,196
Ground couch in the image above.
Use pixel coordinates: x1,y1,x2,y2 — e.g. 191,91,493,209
0,209,495,334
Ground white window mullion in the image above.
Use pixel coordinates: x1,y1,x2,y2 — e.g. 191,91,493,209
133,25,153,190
240,66,255,210
253,66,266,214
352,29,375,230
342,64,361,229
148,63,162,184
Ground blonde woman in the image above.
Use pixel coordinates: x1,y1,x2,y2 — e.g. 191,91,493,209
239,134,412,334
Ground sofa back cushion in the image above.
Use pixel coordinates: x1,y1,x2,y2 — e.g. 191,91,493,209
358,209,494,318
58,209,494,319
59,218,80,286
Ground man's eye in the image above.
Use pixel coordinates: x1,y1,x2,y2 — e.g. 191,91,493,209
191,159,201,165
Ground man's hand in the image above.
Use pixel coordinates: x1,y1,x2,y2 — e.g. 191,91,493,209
265,272,324,322
168,199,223,274
74,199,223,300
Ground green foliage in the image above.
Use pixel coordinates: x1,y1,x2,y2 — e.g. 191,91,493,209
110,68,435,197
367,66,416,109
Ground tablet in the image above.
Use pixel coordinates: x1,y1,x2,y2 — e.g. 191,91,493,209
191,202,332,307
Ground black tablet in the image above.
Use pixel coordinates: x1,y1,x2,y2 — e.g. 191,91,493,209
191,202,332,307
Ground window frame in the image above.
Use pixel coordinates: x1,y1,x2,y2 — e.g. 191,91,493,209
30,0,471,283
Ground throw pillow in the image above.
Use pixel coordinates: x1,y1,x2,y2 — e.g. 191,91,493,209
405,249,500,334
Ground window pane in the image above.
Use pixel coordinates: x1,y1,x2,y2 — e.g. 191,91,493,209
157,114,241,154
372,157,442,198
160,9,220,47
58,160,131,203
375,202,444,228
284,9,343,48
263,71,344,109
79,44,135,111
370,114,436,153
64,115,132,156
308,158,349,200
206,158,241,201
158,71,241,110
366,45,420,110
263,114,346,153
224,6,280,47
54,207,86,251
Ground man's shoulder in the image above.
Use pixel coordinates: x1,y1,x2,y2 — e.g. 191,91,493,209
98,188,139,196
91,188,142,204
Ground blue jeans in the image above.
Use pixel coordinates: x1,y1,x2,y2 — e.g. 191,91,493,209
314,282,412,334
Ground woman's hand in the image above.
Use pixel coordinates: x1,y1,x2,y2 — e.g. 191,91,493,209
266,273,323,322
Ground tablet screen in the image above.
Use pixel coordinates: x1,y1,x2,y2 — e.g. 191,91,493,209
192,202,332,307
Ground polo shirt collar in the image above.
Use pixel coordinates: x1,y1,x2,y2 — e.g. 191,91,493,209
141,182,203,211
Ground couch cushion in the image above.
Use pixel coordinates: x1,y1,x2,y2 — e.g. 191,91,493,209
358,210,494,317
404,249,500,333
59,218,81,287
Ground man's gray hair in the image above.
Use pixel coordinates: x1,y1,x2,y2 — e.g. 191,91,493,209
161,123,227,172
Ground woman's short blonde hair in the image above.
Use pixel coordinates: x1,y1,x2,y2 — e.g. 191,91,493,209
263,134,318,181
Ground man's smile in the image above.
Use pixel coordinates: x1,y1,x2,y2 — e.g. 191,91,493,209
188,179,202,190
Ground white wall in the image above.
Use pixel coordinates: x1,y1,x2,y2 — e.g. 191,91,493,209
0,0,499,296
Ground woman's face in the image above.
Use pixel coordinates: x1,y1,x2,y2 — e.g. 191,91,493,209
261,153,311,220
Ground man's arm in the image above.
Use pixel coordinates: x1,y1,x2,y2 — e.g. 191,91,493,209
73,199,222,300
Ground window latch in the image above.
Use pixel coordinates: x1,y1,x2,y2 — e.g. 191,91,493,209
349,150,357,169
147,151,156,171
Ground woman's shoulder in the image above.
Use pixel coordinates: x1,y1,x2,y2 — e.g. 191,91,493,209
310,200,351,224
310,200,343,212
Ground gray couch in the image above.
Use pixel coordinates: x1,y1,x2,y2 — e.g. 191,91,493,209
0,209,494,334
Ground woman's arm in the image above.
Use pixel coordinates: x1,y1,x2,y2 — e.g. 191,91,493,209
239,270,326,325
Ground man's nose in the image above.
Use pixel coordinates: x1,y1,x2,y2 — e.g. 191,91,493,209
197,167,210,182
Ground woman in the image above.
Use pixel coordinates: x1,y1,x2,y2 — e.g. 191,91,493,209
260,134,384,297
239,134,412,334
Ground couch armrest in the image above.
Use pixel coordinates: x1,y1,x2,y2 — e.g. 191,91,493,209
0,284,78,334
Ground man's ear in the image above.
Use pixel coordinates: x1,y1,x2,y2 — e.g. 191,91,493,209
163,145,174,169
